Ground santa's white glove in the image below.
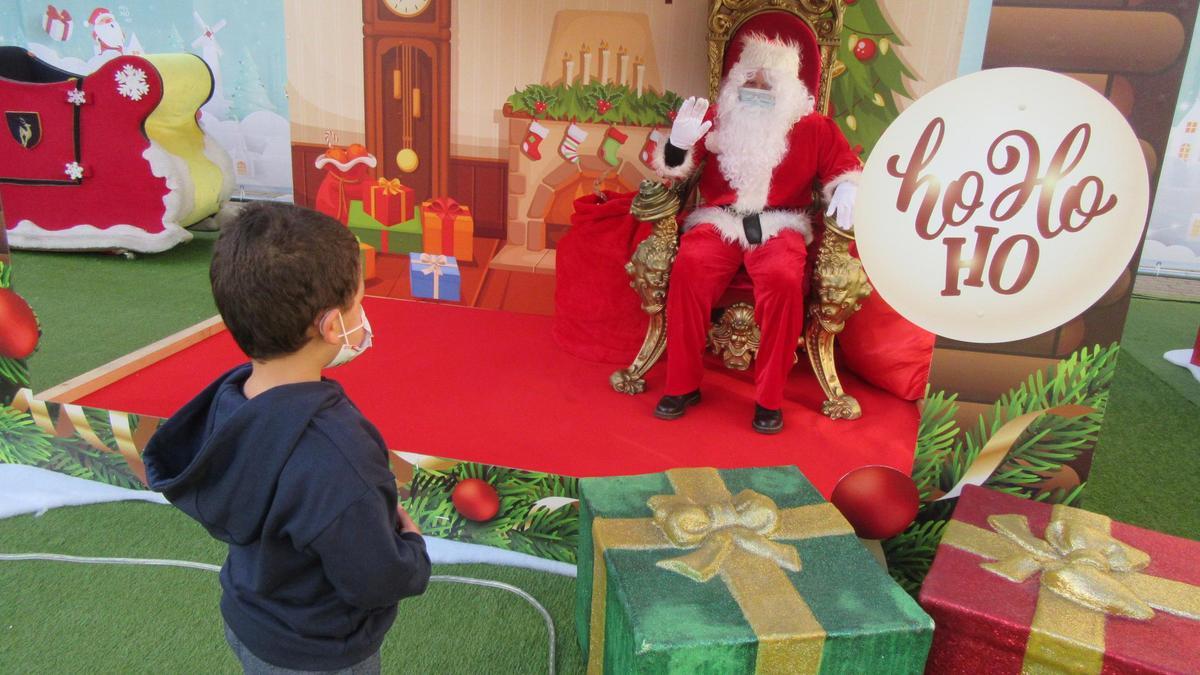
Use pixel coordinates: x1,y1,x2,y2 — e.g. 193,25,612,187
669,97,713,149
825,182,857,231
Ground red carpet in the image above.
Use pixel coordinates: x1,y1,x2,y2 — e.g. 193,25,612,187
77,297,918,496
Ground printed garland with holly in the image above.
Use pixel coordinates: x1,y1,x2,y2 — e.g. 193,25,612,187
507,82,682,127
401,460,580,563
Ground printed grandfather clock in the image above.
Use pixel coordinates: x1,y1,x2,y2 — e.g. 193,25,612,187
363,0,450,204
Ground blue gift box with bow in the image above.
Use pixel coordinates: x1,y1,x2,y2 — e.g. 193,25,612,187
408,253,461,302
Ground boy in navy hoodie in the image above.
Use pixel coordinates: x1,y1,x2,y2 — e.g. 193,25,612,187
143,202,430,674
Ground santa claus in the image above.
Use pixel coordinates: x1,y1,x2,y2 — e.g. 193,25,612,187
650,33,861,434
87,7,126,59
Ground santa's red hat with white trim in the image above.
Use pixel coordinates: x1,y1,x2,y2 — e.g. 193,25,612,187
86,7,114,26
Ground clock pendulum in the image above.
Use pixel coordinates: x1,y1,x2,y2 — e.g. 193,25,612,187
394,43,420,174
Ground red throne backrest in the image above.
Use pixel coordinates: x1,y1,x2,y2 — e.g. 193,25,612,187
722,12,822,99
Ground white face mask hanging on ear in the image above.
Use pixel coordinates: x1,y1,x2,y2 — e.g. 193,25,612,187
326,310,373,368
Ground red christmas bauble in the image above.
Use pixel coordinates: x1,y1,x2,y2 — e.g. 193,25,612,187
451,478,501,522
534,101,547,114
596,99,612,114
830,465,919,540
853,38,877,62
0,288,39,360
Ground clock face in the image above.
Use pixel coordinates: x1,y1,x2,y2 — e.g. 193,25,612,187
384,0,431,18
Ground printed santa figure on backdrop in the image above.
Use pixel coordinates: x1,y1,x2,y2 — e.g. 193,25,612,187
650,32,862,434
87,7,126,59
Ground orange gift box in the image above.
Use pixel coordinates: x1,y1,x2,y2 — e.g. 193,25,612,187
359,240,376,281
420,197,474,262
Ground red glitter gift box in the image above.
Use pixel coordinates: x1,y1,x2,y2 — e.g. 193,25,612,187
920,486,1200,674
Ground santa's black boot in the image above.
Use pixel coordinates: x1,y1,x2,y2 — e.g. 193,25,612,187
654,390,701,420
752,404,783,434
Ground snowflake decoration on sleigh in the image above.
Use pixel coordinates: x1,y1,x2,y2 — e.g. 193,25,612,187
114,65,149,101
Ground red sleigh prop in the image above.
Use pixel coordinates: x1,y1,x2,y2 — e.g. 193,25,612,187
0,47,233,253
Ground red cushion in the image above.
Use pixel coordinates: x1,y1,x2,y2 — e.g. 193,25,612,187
723,11,822,97
838,291,936,401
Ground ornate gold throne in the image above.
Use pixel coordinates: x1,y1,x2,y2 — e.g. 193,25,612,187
609,0,873,420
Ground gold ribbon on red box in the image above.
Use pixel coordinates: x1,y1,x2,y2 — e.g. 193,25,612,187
942,504,1200,673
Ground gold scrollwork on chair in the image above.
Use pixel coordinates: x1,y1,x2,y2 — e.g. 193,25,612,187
610,181,682,395
805,221,872,420
708,302,760,371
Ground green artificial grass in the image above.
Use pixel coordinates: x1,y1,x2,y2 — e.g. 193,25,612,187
1083,352,1200,541
1116,297,1200,407
11,234,220,392
0,502,585,674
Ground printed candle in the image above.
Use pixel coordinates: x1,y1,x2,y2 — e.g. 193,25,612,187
600,41,611,84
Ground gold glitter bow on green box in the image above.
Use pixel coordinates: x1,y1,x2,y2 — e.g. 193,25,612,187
588,467,856,674
943,503,1200,673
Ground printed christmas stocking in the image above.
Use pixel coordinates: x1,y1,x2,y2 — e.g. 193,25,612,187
598,126,628,166
640,129,665,168
522,121,549,161
559,122,589,163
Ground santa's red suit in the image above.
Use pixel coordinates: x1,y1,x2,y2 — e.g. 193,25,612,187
651,35,861,414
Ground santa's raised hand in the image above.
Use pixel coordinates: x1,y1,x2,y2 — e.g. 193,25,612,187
669,97,713,149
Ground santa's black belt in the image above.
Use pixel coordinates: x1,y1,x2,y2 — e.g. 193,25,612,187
742,213,763,245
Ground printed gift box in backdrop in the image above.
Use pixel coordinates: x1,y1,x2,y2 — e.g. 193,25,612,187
366,177,414,227
420,197,474,262
408,253,461,302
919,485,1200,674
347,201,423,255
358,240,376,281
577,466,933,674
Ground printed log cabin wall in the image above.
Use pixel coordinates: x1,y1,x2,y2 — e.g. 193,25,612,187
927,0,1196,459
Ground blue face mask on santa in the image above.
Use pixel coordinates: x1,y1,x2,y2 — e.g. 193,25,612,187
738,87,776,109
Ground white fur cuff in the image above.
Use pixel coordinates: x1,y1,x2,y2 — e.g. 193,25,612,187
651,138,700,181
821,169,862,205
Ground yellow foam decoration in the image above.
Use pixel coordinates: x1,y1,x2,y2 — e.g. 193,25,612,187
144,53,225,226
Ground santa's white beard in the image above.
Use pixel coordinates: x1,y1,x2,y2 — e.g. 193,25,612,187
94,23,125,52
706,71,811,213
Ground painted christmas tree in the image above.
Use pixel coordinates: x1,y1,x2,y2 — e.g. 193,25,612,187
229,46,276,120
831,0,914,158
165,24,187,53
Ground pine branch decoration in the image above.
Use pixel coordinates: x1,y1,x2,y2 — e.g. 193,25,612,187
889,343,1120,594
0,405,55,466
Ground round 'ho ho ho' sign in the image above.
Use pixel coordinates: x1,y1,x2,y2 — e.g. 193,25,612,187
854,67,1149,344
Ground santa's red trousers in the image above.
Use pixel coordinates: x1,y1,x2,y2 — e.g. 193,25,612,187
665,223,809,409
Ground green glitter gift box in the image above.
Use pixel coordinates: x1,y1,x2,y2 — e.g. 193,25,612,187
576,466,933,674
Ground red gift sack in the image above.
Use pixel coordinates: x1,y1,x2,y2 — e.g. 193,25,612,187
553,191,652,364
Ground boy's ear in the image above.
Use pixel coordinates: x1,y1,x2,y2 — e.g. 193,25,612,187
315,309,343,346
